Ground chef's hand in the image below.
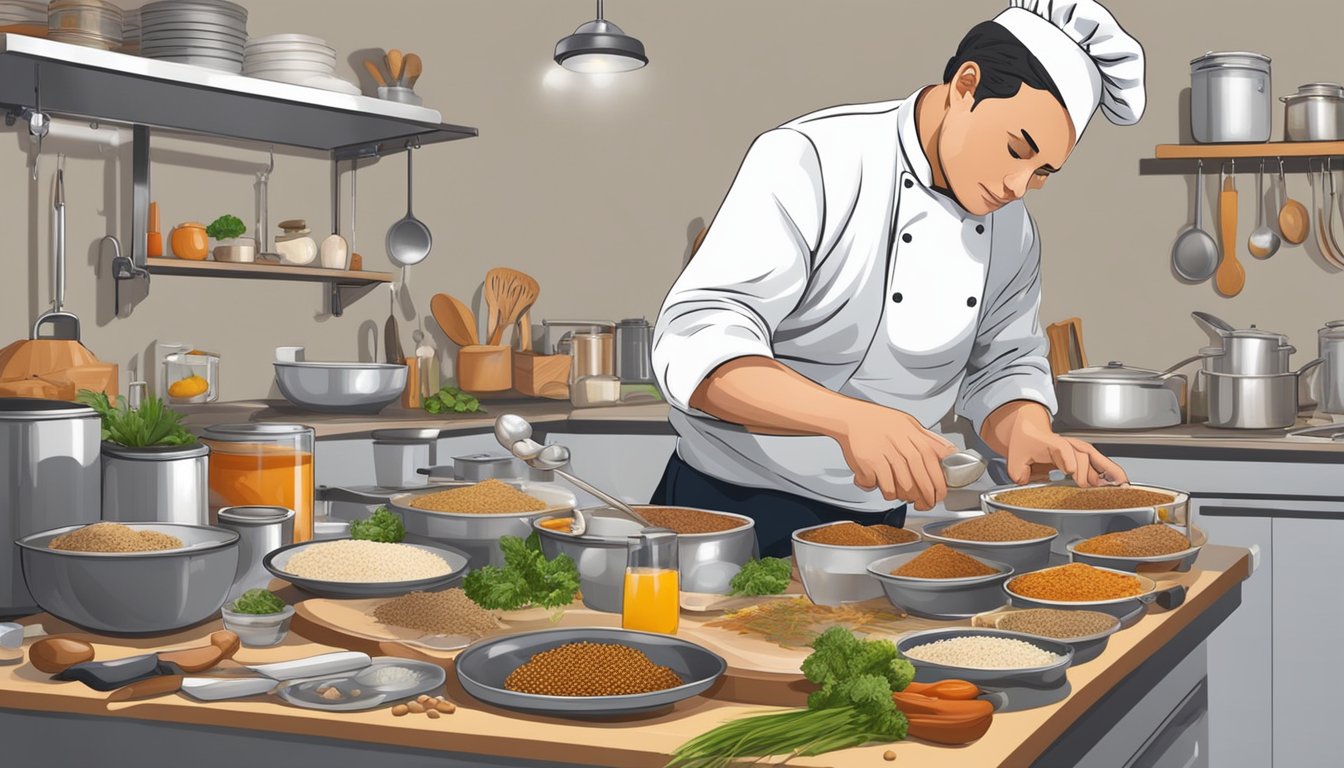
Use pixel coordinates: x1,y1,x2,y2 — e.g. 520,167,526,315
998,404,1128,487
832,402,958,511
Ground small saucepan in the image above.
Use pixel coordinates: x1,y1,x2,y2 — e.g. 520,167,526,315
1053,354,1207,431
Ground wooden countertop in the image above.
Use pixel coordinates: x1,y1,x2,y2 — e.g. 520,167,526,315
0,546,1251,767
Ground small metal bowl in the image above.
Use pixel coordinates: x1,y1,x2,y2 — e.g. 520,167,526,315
263,538,468,598
388,484,574,569
1067,526,1206,573
919,518,1055,573
976,607,1122,665
867,552,1013,619
897,627,1073,689
1004,565,1183,618
792,522,923,606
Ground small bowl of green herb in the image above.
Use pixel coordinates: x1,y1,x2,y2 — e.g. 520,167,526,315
221,589,294,647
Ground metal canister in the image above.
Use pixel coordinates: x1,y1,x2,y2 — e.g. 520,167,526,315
1190,52,1272,143
570,332,615,379
1319,321,1344,414
615,318,655,383
101,442,209,525
216,505,295,603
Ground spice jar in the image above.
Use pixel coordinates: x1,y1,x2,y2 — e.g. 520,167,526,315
623,528,679,634
170,221,208,260
216,505,295,602
201,424,316,542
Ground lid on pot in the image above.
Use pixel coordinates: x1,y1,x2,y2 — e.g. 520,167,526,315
617,318,650,328
1224,325,1287,341
1057,361,1174,384
1190,51,1271,73
1285,82,1344,99
102,441,208,460
1320,321,1344,340
0,398,97,421
371,427,440,444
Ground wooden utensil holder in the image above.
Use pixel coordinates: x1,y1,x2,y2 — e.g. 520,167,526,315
457,345,512,392
513,352,571,399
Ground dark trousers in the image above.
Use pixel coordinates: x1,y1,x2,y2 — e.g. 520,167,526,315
648,453,908,558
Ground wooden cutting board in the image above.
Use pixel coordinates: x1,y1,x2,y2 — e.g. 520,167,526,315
292,594,953,706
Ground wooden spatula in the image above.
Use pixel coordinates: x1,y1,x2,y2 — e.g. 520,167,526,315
1215,168,1245,297
404,54,423,88
430,293,478,347
362,59,386,87
484,268,540,346
386,49,404,86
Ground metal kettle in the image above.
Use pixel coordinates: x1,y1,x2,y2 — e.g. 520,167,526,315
615,318,654,383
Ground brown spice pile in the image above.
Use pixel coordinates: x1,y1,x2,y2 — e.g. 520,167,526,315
503,642,683,696
940,511,1055,542
49,522,183,552
372,589,501,639
1074,525,1192,557
893,544,999,579
995,608,1117,639
1008,563,1145,601
797,522,918,546
706,597,908,648
637,507,746,534
408,479,548,514
994,486,1175,511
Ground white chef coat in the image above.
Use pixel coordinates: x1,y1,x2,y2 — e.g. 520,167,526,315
652,88,1057,512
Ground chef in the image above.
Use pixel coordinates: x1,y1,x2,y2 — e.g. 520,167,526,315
650,0,1146,557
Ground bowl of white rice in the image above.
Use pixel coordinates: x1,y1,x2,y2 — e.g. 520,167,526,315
264,538,469,598
896,627,1073,689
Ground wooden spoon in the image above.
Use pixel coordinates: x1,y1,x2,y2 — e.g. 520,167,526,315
403,54,423,88
362,59,387,88
430,293,478,347
386,49,404,86
1215,167,1246,297
1278,162,1309,245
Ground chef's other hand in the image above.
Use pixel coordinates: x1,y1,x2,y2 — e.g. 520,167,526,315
832,403,957,511
1005,415,1128,488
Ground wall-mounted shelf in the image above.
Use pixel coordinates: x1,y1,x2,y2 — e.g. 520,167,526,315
1141,142,1344,175
144,258,391,317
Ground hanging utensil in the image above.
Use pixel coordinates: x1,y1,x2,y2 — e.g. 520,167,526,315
33,160,80,341
384,282,404,365
1247,159,1281,259
1318,158,1344,268
429,293,478,347
1214,160,1246,297
386,147,432,267
1278,158,1310,245
1171,160,1220,281
349,157,360,266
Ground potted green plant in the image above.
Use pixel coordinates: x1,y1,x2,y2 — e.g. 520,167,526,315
207,214,254,263
220,588,294,647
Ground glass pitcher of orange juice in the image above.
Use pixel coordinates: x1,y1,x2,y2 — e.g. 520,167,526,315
623,529,679,634
201,424,315,542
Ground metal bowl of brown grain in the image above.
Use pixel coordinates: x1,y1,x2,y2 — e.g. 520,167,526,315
981,483,1189,560
388,480,574,569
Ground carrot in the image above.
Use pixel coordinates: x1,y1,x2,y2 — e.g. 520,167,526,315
902,679,981,700
905,712,994,745
892,691,994,718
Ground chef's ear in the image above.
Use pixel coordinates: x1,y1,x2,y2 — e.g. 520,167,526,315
952,62,981,105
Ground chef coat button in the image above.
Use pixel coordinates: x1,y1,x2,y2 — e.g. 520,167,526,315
901,233,912,243
892,292,904,303
975,224,985,234
903,179,914,189
967,297,977,307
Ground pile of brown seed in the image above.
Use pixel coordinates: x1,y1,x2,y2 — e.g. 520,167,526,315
503,642,683,696
49,522,183,552
1008,563,1145,601
408,479,549,515
994,486,1175,511
940,511,1055,542
797,522,918,546
995,608,1118,639
638,507,747,534
372,589,501,639
1074,525,1192,557
391,694,456,719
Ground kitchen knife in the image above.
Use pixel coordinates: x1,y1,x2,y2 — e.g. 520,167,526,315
108,651,373,702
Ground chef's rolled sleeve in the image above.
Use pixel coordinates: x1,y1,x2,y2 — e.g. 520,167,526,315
955,217,1058,434
653,128,822,412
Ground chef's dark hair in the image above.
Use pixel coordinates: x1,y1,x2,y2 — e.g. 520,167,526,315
944,21,1065,109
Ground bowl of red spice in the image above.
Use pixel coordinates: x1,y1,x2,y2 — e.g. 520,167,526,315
791,521,922,606
867,544,1014,619
1066,524,1206,573
920,511,1057,573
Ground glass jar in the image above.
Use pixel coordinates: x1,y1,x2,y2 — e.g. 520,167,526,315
622,528,679,634
163,351,219,403
201,424,315,542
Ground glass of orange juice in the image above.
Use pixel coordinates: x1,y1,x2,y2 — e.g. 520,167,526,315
201,424,315,542
622,529,679,634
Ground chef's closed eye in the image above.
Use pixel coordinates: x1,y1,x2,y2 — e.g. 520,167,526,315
1007,131,1056,181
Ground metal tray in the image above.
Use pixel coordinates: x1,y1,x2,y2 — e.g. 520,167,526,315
1066,526,1206,573
896,627,1073,689
276,658,446,712
867,552,1013,619
454,627,727,717
263,538,468,598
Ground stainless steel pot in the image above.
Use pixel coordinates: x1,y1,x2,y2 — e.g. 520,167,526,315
101,441,209,525
1053,361,1189,430
1318,320,1344,414
1204,358,1323,429
1282,83,1344,142
0,398,102,615
1213,328,1293,374
1190,51,1272,143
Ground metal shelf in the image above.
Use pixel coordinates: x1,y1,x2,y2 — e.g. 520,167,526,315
145,258,392,317
1141,142,1344,175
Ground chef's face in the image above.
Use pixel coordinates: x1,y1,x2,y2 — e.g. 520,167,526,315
938,62,1077,216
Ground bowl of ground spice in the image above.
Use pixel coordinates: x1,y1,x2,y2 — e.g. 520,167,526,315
791,522,923,607
974,607,1122,665
16,522,240,635
453,627,727,716
1005,563,1178,618
920,511,1057,572
982,483,1189,560
867,545,1014,619
390,479,574,569
1068,525,1205,573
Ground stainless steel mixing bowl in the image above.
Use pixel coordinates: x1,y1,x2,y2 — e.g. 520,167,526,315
273,361,407,414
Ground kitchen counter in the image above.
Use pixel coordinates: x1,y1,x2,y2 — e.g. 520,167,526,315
0,546,1250,767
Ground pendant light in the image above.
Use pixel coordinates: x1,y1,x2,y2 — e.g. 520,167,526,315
554,0,647,74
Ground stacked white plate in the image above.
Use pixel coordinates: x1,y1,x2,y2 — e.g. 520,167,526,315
48,0,123,49
0,1,47,32
243,33,359,95
140,0,248,73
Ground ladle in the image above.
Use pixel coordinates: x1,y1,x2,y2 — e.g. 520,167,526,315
1278,158,1310,245
1247,159,1281,259
385,144,432,268
1171,160,1220,281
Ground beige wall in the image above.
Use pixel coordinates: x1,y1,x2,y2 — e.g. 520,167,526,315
2,0,1341,400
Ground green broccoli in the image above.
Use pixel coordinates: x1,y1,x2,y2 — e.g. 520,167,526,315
728,557,792,596
463,533,579,610
205,214,246,240
349,506,405,543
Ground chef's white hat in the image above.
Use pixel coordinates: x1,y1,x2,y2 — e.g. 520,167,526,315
992,0,1145,135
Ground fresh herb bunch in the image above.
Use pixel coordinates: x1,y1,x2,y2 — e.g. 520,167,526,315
463,533,579,610
349,506,405,543
729,557,792,596
231,588,286,615
206,214,246,240
667,627,914,767
423,385,483,415
77,390,196,448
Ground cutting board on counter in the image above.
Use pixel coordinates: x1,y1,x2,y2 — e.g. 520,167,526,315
292,595,952,706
